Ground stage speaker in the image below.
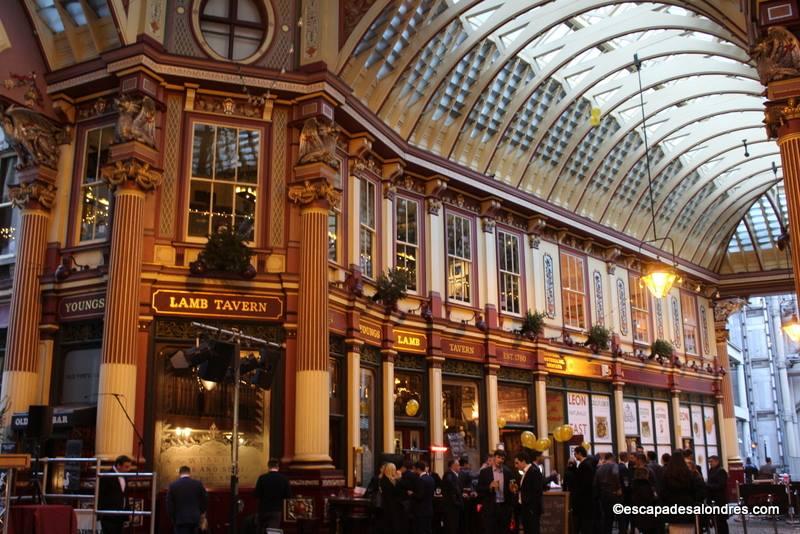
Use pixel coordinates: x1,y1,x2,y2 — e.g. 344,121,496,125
27,405,53,441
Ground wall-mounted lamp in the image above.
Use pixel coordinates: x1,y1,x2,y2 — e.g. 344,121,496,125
55,255,90,281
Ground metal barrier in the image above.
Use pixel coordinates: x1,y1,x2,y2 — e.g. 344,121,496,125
6,457,157,534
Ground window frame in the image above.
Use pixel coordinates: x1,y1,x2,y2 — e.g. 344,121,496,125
192,0,276,65
358,176,378,279
496,227,523,316
184,118,264,246
394,195,421,294
629,272,652,345
75,125,115,245
680,292,700,356
445,209,476,306
0,153,19,260
559,249,589,330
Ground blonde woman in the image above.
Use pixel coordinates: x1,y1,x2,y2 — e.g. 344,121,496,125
376,462,403,534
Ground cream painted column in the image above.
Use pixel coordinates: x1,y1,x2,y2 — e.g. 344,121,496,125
381,182,394,271
428,356,444,475
424,178,447,299
478,208,499,309
347,172,361,268
613,383,626,452
381,350,397,453
534,372,549,471
346,340,363,486
671,391,682,450
2,170,57,419
486,365,500,450
713,300,745,469
96,144,162,458
715,398,729,470
288,166,339,468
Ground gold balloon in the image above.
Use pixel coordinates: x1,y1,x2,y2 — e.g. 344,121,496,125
554,424,574,442
498,417,507,429
405,399,420,416
534,437,550,451
581,441,591,451
520,430,536,449
544,437,553,449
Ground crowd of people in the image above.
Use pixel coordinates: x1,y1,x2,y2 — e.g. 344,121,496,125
369,446,731,534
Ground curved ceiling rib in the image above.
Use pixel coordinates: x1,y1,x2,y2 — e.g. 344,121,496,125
341,0,774,272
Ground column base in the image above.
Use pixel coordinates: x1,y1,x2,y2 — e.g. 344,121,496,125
95,362,138,459
293,370,332,467
1,370,40,424
285,468,345,531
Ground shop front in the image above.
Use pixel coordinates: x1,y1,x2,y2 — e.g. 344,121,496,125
622,386,673,459
679,393,720,478
496,344,537,454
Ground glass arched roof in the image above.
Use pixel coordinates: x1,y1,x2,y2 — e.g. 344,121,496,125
339,0,773,272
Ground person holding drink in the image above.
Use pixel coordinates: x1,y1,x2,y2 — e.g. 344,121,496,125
477,449,515,534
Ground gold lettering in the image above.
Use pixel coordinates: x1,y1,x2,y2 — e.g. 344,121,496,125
398,335,420,347
448,343,475,355
359,324,381,340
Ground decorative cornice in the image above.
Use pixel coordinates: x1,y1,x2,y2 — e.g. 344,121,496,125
712,298,745,333
9,180,56,210
764,96,800,139
288,179,341,208
298,117,340,169
101,158,163,192
0,105,69,170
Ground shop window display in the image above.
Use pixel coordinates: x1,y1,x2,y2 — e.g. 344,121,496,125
442,380,481,470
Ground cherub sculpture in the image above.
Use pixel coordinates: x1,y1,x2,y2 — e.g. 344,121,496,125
298,117,340,168
114,94,157,147
0,104,69,170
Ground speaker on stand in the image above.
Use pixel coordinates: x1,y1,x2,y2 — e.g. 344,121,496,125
25,405,53,504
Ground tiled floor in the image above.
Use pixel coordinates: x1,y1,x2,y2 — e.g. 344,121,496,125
727,517,800,533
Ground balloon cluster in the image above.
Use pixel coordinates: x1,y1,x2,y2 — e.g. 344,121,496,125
552,424,574,443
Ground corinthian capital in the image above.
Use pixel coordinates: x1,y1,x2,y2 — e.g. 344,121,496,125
0,105,69,171
101,158,163,192
713,298,745,325
9,180,56,210
288,180,341,209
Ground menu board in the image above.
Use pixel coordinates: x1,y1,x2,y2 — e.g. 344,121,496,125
541,492,569,534
654,401,671,444
639,403,654,445
623,399,638,435
446,432,466,457
592,395,612,444
703,405,717,445
679,406,691,438
691,406,704,443
567,392,590,440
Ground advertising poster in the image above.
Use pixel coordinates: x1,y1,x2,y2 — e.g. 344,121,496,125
703,405,717,445
639,402,654,445
623,399,638,435
591,395,612,443
691,405,704,443
567,392,590,440
680,406,691,438
654,401,670,445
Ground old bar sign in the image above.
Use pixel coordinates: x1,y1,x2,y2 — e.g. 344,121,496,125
152,290,283,320
59,292,106,320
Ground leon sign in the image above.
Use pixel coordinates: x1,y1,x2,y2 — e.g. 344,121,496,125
152,290,283,320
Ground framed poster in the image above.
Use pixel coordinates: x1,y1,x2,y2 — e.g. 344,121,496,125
679,406,691,438
703,405,717,445
654,401,671,445
623,400,638,435
691,405,704,443
639,403,654,445
567,392,590,440
591,395,612,444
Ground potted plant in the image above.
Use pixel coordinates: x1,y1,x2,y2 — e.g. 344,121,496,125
650,339,674,360
189,225,255,279
585,324,611,353
372,267,411,311
519,310,546,340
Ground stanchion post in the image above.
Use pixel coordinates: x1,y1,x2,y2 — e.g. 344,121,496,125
739,496,748,534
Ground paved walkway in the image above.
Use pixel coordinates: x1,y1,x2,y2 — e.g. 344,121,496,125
728,517,800,533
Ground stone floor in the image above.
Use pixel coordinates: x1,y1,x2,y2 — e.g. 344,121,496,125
728,517,800,533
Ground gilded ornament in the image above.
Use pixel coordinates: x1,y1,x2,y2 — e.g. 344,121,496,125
764,97,800,138
0,105,69,170
382,181,396,200
101,159,163,191
425,197,442,215
287,180,341,208
114,94,157,147
8,180,56,210
751,26,800,85
297,117,340,168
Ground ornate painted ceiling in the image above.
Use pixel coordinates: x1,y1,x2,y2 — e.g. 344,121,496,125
338,0,786,274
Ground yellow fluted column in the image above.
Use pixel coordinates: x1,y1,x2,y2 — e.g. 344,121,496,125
2,171,57,418
428,357,444,475
289,165,339,468
382,350,396,454
671,390,682,449
712,299,745,471
613,383,626,452
486,365,500,451
346,340,362,486
96,143,162,458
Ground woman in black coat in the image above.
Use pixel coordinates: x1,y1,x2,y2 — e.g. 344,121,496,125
375,463,404,534
630,467,661,534
660,450,705,525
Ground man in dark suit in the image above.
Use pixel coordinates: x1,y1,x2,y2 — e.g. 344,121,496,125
97,455,133,534
514,450,544,534
254,458,290,530
572,446,595,534
412,461,435,534
706,455,729,534
476,449,514,534
442,459,463,534
167,466,208,534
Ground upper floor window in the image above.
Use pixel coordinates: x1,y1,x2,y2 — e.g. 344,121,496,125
497,230,521,314
328,208,339,262
197,0,273,63
79,126,114,242
359,178,376,278
629,274,651,344
681,293,699,355
395,197,418,292
188,123,259,241
0,156,19,256
446,213,472,304
560,251,587,329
